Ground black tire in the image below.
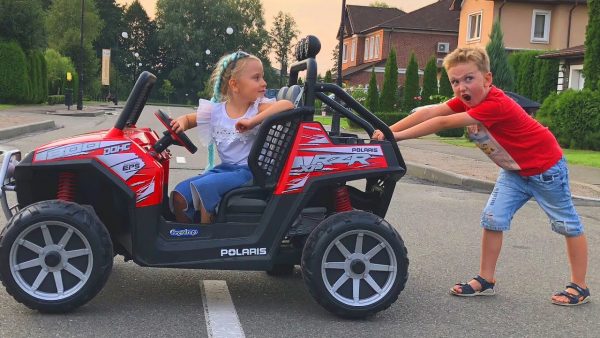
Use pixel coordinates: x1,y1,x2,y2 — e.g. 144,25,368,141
301,210,408,318
0,200,113,313
265,264,295,276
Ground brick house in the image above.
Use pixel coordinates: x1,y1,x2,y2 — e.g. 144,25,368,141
340,0,459,88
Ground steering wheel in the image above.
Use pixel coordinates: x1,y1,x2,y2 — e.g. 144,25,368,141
153,109,198,154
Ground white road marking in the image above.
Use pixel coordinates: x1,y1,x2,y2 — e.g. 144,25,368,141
200,280,245,338
176,156,186,164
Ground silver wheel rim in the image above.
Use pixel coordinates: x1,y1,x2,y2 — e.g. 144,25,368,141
321,229,397,307
9,221,93,301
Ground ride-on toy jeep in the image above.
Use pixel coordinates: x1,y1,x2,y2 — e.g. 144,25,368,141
0,36,408,318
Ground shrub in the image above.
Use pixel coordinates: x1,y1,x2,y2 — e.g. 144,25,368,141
380,48,398,111
421,57,438,105
0,41,28,103
365,68,379,112
436,127,465,138
374,111,408,126
402,52,419,112
48,95,65,105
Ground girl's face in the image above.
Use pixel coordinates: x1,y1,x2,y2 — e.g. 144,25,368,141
230,59,267,102
447,61,492,107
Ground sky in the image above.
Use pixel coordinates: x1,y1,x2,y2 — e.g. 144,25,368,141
116,0,438,73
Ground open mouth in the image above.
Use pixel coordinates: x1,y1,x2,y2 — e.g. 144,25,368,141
462,94,472,102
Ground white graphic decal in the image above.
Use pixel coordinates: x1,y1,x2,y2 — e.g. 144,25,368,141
136,178,155,202
303,146,383,156
97,153,145,180
284,175,310,192
35,141,131,161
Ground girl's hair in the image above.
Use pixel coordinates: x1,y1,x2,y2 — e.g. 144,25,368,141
443,47,490,73
208,51,261,102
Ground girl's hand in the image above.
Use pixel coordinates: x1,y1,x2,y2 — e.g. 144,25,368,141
171,116,187,133
372,129,385,141
235,118,255,132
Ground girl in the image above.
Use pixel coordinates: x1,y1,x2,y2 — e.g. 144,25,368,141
170,51,294,223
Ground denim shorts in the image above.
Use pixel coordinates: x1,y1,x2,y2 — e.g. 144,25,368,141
170,163,252,221
481,158,583,236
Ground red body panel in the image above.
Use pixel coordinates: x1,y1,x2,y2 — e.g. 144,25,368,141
32,128,169,207
275,122,388,195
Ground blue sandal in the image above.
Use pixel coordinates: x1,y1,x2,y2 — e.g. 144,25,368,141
450,275,495,297
552,282,591,306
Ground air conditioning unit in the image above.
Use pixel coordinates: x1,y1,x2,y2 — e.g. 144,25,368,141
436,58,444,67
437,42,450,54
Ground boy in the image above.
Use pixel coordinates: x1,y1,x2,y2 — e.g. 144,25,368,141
372,47,590,306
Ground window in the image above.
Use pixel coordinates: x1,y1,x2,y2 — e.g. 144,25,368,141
374,36,380,58
569,65,585,90
531,10,551,43
467,11,482,41
369,36,375,60
342,43,347,63
364,38,370,60
351,40,356,61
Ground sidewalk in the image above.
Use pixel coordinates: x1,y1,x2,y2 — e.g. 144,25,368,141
1,106,599,205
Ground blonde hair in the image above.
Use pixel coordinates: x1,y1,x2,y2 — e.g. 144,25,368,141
443,47,490,73
208,51,261,102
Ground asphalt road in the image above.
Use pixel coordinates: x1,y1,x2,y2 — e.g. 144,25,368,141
1,106,598,337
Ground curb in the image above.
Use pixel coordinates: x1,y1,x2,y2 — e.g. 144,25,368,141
405,161,600,207
47,109,107,117
0,120,56,140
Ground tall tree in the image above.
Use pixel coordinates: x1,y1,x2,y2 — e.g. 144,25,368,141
379,48,398,111
421,56,438,105
0,41,29,103
156,0,271,102
324,70,333,83
122,1,157,83
331,44,339,75
584,0,600,90
403,52,419,112
366,68,379,112
46,0,104,91
93,0,125,56
270,11,299,86
486,20,513,91
439,66,453,98
0,0,46,51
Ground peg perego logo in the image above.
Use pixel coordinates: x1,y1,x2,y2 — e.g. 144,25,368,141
220,248,267,257
169,228,199,237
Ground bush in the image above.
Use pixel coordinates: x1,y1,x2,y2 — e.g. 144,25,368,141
0,41,29,103
436,127,465,138
537,89,600,150
374,111,408,126
48,95,65,105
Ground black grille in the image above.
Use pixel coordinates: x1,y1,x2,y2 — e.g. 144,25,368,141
249,108,311,187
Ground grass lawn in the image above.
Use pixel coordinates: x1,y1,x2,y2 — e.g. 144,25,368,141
0,104,15,110
313,115,351,130
435,136,600,168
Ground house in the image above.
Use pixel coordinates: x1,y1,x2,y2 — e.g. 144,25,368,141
340,1,460,87
450,0,587,51
538,45,585,91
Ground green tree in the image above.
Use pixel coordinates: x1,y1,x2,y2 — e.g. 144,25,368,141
156,0,271,102
122,1,157,83
508,52,523,93
584,0,600,90
324,70,333,83
45,49,77,95
0,0,46,51
270,11,300,86
421,56,438,105
380,48,398,111
46,0,103,92
516,51,537,98
160,79,175,103
93,0,125,53
486,21,513,91
366,68,379,112
0,41,29,103
402,52,419,112
439,66,453,97
534,59,559,102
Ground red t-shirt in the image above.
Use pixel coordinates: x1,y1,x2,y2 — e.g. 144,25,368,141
446,86,562,176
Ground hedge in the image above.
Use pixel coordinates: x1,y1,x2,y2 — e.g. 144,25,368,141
0,41,28,103
48,95,65,105
537,89,600,150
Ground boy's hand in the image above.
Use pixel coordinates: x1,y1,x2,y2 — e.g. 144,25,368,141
372,129,385,141
235,118,256,133
170,116,187,133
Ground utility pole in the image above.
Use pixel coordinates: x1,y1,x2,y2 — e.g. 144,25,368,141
332,0,346,136
77,0,84,110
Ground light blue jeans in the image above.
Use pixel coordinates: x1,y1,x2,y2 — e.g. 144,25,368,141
481,158,584,236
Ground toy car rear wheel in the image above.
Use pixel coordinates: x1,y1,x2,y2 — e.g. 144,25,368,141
301,210,408,318
0,200,113,313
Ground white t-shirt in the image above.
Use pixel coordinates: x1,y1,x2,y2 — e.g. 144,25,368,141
195,97,274,165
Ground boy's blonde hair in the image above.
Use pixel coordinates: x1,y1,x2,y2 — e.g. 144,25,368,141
443,47,490,73
208,51,261,102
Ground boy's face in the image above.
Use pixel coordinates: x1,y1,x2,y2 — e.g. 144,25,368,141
447,62,492,107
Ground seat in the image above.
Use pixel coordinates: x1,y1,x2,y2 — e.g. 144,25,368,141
276,85,303,107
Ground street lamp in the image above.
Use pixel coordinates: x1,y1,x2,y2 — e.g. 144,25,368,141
331,0,347,135
113,31,128,105
77,0,85,110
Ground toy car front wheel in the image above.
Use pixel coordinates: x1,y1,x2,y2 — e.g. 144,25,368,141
301,211,408,318
0,200,113,313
